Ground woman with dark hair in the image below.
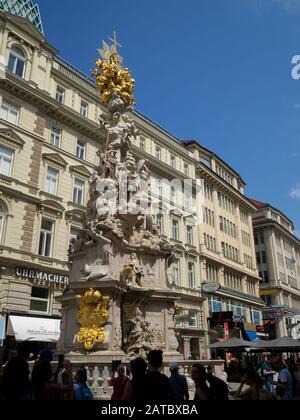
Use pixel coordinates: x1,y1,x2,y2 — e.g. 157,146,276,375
191,364,209,401
122,357,147,401
0,356,31,400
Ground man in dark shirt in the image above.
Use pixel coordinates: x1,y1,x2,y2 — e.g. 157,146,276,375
144,350,169,402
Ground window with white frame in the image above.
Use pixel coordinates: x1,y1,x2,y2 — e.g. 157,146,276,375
8,45,26,78
69,227,80,252
155,179,162,197
50,127,61,147
80,100,88,117
184,192,192,210
170,185,177,203
155,213,163,235
186,225,193,245
38,219,54,257
173,259,181,286
184,163,189,176
45,167,58,195
0,100,19,125
0,204,5,243
76,140,86,160
55,85,65,104
175,308,185,327
170,154,176,168
73,178,84,205
30,287,50,313
172,219,179,240
0,146,13,176
189,310,198,328
140,136,145,151
188,262,195,288
155,146,161,160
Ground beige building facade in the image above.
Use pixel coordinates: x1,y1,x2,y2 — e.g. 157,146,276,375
0,10,263,361
251,200,300,339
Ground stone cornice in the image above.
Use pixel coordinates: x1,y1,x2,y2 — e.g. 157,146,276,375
2,73,104,140
253,219,300,248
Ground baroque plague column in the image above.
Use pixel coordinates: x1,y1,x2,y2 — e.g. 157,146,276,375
57,36,181,362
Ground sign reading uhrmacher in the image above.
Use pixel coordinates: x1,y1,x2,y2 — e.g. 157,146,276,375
16,267,69,285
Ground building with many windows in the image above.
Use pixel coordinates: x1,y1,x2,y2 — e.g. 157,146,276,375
183,141,264,345
250,199,300,339
0,9,264,360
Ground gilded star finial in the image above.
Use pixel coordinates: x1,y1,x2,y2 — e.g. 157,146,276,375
93,32,135,107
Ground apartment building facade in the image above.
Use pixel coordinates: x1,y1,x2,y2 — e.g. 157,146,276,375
251,200,300,339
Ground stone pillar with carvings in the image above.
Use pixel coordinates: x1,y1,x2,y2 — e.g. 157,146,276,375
57,35,182,364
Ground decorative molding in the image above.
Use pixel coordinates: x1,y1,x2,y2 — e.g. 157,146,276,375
69,165,91,179
42,153,68,169
38,199,65,216
65,208,85,224
0,128,25,149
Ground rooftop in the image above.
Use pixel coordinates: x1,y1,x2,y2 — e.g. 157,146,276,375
0,0,44,34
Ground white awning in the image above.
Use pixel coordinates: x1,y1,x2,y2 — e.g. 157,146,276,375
7,316,61,342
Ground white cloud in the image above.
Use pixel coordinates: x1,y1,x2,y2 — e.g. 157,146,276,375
290,183,300,199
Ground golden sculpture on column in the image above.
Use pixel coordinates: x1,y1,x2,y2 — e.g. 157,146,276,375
76,289,109,351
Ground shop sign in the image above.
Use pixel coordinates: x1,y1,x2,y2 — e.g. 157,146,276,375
263,308,284,321
16,267,69,285
202,282,221,293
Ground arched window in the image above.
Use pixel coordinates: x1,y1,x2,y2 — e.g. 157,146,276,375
0,204,5,243
8,45,26,78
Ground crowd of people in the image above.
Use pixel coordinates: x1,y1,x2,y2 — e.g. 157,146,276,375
0,349,93,401
235,355,300,400
1,348,300,401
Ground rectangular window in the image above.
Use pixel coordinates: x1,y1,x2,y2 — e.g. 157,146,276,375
0,100,19,125
256,252,261,265
45,167,58,195
50,127,61,148
38,219,53,257
140,137,145,151
55,85,65,104
189,310,198,328
259,232,264,244
170,155,176,169
264,271,269,283
30,287,49,313
155,146,161,160
170,185,176,203
173,259,181,286
73,178,84,205
0,146,13,177
155,179,162,197
80,100,88,117
184,192,191,210
69,227,80,252
262,251,267,264
254,233,259,245
184,163,189,176
188,262,195,288
76,140,86,160
155,214,163,235
172,219,179,240
186,225,193,245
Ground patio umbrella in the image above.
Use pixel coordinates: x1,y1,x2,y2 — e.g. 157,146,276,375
263,336,300,350
209,337,251,350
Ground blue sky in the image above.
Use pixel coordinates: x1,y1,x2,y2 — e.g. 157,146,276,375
37,0,300,234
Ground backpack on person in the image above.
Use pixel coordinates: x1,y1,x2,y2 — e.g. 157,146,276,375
76,383,93,400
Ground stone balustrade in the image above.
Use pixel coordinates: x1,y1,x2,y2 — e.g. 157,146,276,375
34,359,225,400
